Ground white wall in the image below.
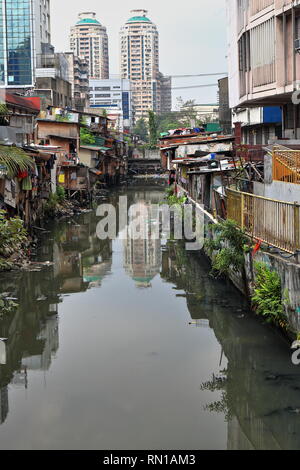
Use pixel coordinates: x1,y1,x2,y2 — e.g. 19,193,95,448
254,181,300,203
226,0,240,109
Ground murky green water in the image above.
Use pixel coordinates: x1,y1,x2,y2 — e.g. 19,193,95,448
0,188,299,450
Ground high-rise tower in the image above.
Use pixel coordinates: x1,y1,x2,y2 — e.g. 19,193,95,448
0,0,51,88
70,12,109,80
120,9,160,121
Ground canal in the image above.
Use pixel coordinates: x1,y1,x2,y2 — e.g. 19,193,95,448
0,187,299,450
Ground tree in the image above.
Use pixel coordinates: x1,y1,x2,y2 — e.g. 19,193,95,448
148,110,158,148
0,146,35,178
133,118,149,143
176,97,198,128
156,112,182,134
80,127,96,145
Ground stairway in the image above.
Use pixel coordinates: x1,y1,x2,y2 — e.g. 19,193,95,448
273,152,300,184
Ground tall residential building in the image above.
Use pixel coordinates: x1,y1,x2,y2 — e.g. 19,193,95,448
120,9,160,121
158,73,172,114
0,0,51,88
218,77,231,135
70,12,109,81
226,1,299,141
65,53,89,111
89,78,133,130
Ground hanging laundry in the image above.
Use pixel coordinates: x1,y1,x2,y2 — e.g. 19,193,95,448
17,170,28,179
22,176,32,191
58,174,65,184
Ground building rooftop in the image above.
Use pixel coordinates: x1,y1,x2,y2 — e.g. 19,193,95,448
6,93,41,112
76,18,101,25
127,16,151,23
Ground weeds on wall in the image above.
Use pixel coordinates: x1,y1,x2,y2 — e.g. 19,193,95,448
251,262,288,330
0,210,28,270
0,293,18,318
204,219,250,277
44,186,66,217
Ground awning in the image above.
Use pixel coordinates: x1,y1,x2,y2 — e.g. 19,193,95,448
160,146,178,151
80,145,104,151
89,168,102,175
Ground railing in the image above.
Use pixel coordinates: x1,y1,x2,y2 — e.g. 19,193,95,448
227,188,300,253
214,190,227,220
273,148,300,184
250,0,274,16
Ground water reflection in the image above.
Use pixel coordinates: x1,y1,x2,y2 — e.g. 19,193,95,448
123,201,161,288
0,210,113,425
0,189,299,449
161,240,300,450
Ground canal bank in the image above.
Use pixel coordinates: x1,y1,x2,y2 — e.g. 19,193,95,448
0,187,299,449
174,184,300,339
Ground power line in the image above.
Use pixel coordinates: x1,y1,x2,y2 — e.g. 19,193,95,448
168,73,227,78
171,84,218,90
109,72,227,79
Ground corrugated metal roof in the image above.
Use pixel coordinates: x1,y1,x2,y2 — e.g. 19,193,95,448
6,93,40,112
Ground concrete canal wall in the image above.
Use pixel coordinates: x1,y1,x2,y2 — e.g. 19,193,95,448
177,185,300,335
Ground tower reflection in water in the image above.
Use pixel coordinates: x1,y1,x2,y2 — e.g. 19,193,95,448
123,200,162,288
0,211,112,425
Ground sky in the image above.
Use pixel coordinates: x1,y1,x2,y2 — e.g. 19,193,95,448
50,0,227,109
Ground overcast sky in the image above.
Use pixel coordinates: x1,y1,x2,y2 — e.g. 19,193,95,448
50,0,227,108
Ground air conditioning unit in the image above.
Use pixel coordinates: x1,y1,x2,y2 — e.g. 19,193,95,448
295,38,300,53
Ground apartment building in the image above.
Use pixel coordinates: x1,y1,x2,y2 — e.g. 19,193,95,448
65,53,89,111
70,12,109,80
120,10,160,120
0,0,51,88
89,77,133,130
158,72,172,114
227,1,300,140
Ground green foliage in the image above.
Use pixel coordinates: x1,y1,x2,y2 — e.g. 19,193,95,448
0,210,28,270
44,193,59,217
0,145,34,178
148,110,158,149
167,194,187,206
80,116,88,125
56,115,70,122
156,112,182,134
0,293,18,318
80,127,96,145
252,262,288,329
0,103,9,125
200,371,232,422
176,97,198,127
44,186,66,216
133,118,149,143
56,185,65,203
0,103,8,115
204,219,249,276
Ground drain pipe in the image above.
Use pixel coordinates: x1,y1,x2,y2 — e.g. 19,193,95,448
283,9,287,88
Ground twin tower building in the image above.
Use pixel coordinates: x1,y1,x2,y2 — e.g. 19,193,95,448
69,10,172,121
